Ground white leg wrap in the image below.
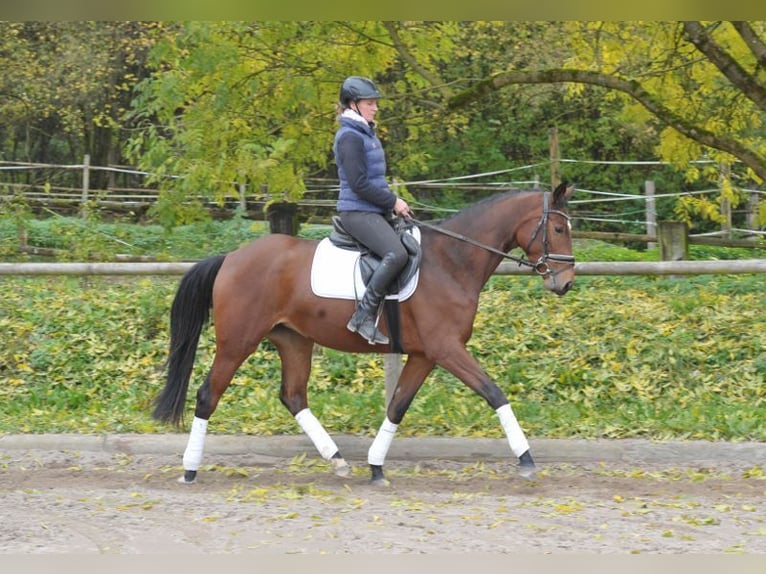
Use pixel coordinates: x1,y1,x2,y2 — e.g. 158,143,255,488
496,403,530,457
182,416,208,471
368,417,398,466
295,408,339,460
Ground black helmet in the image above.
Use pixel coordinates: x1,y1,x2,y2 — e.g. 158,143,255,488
339,76,382,107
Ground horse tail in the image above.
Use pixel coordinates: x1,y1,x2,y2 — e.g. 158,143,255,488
152,254,226,426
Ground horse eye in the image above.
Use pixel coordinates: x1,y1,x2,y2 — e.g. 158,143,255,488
554,225,564,234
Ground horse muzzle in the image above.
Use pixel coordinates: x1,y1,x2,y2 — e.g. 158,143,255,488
537,255,575,296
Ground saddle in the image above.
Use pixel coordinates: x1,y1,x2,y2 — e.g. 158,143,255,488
328,215,422,295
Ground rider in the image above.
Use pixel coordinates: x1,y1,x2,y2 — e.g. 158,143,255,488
334,76,413,345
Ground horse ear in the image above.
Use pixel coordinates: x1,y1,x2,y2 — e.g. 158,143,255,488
553,181,574,206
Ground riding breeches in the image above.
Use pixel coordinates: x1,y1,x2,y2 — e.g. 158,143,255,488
337,211,409,272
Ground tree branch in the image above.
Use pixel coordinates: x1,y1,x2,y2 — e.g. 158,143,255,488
731,21,766,69
447,68,766,182
382,21,453,100
682,21,766,112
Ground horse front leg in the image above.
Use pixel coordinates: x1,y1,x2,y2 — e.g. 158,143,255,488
496,403,536,478
436,346,536,478
368,355,434,485
271,327,350,477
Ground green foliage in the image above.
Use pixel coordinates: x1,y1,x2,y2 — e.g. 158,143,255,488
0,216,270,261
571,239,657,262
0,22,160,172
4,21,764,235
1,253,763,441
477,274,765,441
125,21,396,227
562,21,766,221
120,21,766,232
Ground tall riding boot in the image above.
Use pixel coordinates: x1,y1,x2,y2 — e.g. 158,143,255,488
347,253,401,345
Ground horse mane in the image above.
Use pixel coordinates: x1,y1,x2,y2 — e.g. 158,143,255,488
436,189,532,227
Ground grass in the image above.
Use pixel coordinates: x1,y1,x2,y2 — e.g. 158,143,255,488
1,272,763,441
0,216,764,441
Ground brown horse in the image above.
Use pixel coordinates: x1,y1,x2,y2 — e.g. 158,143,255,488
153,183,576,485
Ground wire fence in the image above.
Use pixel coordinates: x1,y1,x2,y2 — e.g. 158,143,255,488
2,157,764,238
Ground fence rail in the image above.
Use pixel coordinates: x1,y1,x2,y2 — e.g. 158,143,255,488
5,258,762,405
3,157,764,236
3,259,766,276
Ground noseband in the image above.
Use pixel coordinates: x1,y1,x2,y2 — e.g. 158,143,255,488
411,191,575,277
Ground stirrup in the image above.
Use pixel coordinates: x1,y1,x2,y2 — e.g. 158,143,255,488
361,325,389,345
347,314,389,345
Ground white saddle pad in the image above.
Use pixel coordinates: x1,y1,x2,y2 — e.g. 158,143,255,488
310,228,420,301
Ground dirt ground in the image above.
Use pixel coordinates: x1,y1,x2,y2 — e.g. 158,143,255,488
1,446,765,555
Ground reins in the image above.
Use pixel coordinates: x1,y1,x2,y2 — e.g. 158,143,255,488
410,217,534,268
409,192,575,277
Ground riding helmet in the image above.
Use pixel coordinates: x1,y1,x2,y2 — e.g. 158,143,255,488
339,76,383,107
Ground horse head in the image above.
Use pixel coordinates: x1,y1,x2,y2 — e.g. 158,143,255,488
520,182,575,296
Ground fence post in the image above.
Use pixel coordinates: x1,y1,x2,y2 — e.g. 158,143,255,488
658,221,688,262
548,126,560,189
719,162,732,240
384,353,402,408
238,183,247,212
266,201,299,235
80,154,90,208
645,180,656,249
17,219,28,251
746,191,759,237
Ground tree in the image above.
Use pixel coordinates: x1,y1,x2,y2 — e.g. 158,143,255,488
0,22,160,188
127,21,765,230
376,21,671,223
442,21,766,227
125,21,399,226
127,21,667,226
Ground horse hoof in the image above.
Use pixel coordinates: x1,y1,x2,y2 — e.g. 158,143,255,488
517,450,537,479
517,463,537,480
331,457,351,477
178,470,197,484
369,464,389,486
370,477,391,488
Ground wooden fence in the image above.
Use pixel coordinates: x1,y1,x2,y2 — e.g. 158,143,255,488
2,259,766,276
3,258,764,405
4,157,764,403
3,157,765,246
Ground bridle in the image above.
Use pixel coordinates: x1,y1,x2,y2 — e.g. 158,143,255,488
523,191,576,276
410,191,575,277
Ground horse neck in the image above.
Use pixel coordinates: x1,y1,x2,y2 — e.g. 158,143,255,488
437,191,539,282
446,191,537,251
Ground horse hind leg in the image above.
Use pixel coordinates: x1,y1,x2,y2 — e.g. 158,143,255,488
295,411,350,478
179,351,246,484
270,326,350,478
368,355,435,486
